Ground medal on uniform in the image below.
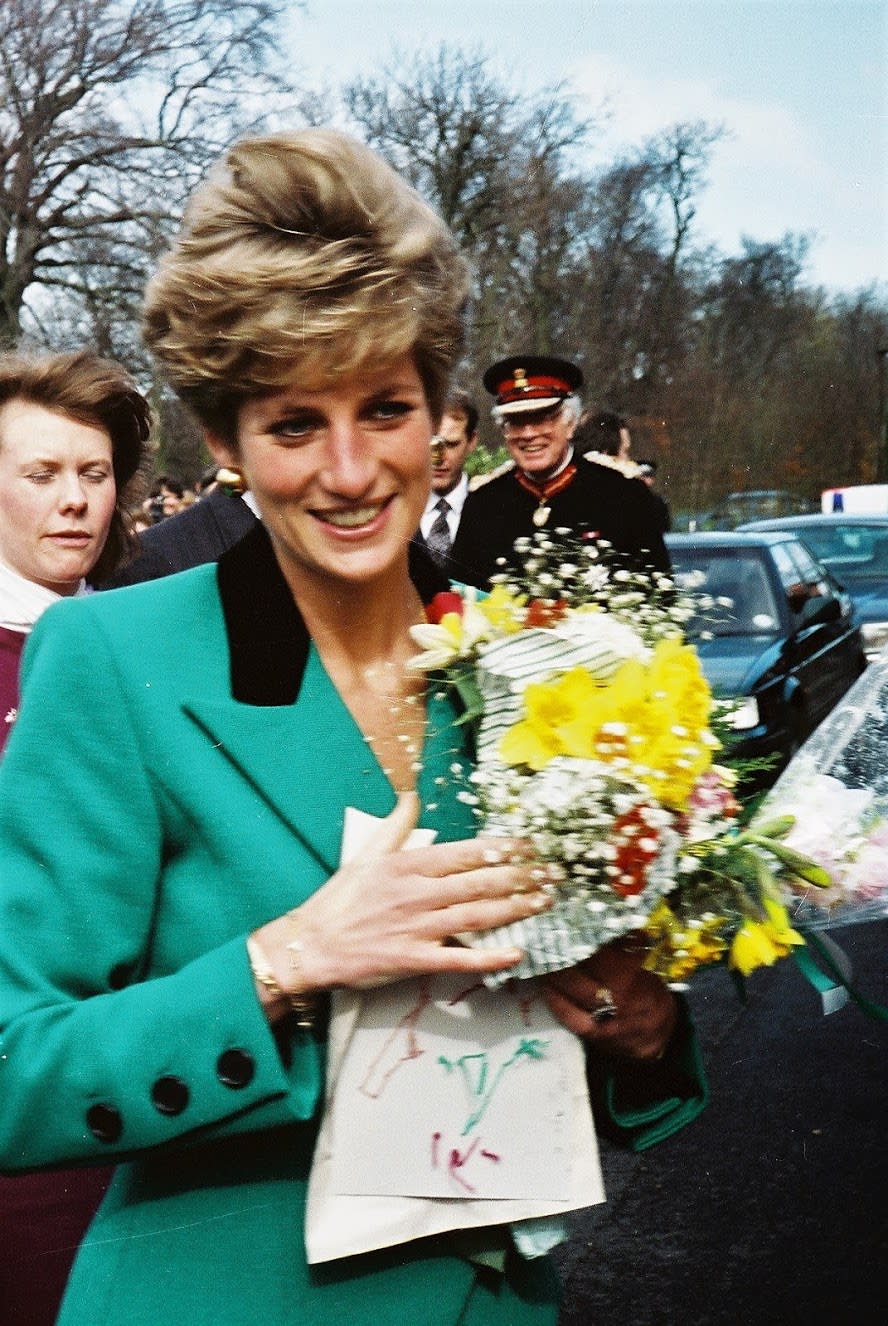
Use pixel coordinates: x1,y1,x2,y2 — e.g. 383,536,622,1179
516,463,577,528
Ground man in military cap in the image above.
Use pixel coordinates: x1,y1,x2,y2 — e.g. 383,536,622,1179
450,355,670,589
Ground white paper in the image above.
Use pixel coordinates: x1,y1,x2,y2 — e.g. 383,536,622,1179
329,975,572,1200
303,806,606,1265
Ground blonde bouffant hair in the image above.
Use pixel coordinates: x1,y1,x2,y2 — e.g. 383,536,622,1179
142,128,471,442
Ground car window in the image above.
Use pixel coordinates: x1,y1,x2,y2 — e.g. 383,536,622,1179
771,540,834,613
822,527,888,579
780,525,888,582
670,552,781,635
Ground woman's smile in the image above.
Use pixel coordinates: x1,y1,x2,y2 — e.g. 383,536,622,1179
210,354,432,593
312,497,394,531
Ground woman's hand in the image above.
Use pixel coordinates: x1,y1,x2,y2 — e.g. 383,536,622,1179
542,935,678,1062
250,792,555,1015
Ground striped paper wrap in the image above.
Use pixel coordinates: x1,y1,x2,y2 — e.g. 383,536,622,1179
461,620,679,986
467,823,680,986
473,617,649,756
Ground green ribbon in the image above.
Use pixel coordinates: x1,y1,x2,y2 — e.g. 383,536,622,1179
793,931,888,1021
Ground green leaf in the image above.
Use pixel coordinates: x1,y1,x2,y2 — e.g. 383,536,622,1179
744,834,833,886
747,815,797,839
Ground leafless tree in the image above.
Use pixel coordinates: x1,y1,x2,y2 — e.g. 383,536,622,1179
0,0,300,349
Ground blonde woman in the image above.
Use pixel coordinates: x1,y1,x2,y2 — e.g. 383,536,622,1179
0,131,698,1326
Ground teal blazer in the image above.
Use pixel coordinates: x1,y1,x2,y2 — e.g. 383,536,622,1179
0,527,703,1326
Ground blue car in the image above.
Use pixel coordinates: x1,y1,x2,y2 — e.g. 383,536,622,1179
666,531,866,780
738,513,888,661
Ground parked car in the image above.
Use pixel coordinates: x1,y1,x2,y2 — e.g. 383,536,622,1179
666,531,866,780
738,513,888,661
690,489,818,532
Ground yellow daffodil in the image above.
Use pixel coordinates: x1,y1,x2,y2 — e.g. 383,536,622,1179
409,600,499,670
478,583,526,633
729,898,805,976
497,638,715,808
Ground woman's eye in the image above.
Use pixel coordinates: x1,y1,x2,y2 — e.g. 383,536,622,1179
84,469,111,483
26,471,53,483
368,399,414,423
271,415,320,440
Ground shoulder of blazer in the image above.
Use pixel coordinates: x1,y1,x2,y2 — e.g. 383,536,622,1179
97,491,258,588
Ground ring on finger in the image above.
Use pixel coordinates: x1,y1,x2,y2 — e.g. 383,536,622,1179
589,985,618,1022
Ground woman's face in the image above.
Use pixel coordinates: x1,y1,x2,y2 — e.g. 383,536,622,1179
211,355,433,593
0,400,116,594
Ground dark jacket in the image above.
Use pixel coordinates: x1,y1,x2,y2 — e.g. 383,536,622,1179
97,486,258,587
451,460,671,590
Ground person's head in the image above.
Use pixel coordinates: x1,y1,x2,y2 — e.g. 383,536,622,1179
143,128,469,592
636,457,658,487
0,350,151,592
483,355,583,480
429,388,478,496
576,410,632,460
143,128,469,445
148,474,185,520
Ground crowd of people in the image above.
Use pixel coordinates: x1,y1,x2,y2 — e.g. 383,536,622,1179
102,359,672,594
0,128,699,1326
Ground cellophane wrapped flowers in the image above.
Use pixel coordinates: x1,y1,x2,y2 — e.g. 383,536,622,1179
410,531,828,986
751,653,888,930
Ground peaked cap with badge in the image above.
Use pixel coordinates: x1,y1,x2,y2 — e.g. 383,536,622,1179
483,355,583,415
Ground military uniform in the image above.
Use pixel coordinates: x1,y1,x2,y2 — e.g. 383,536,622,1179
450,457,671,588
450,355,670,589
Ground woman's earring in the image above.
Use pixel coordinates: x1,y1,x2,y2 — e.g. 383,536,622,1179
215,466,248,493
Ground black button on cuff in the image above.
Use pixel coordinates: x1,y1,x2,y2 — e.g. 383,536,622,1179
216,1048,255,1089
151,1075,190,1116
86,1103,123,1144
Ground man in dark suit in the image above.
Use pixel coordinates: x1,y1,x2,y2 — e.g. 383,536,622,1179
414,388,478,574
450,356,670,589
96,470,259,587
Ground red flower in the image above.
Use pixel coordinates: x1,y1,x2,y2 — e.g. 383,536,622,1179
426,591,465,624
524,598,567,628
610,807,661,897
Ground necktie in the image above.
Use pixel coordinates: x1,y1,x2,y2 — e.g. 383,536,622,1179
426,497,451,563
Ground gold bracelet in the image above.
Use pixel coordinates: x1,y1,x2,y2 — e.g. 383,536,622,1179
246,933,317,1031
284,906,320,1028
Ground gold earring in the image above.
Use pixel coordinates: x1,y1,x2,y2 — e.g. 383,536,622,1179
215,466,247,493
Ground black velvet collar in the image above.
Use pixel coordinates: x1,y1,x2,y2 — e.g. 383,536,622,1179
215,523,448,706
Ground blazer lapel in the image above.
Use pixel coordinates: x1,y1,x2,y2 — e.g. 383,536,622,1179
183,658,396,875
180,525,409,870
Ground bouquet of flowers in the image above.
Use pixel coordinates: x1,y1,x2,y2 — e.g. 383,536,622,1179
751,653,888,931
409,530,830,987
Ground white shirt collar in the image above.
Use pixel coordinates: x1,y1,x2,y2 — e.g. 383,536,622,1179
0,558,86,634
422,472,469,523
424,474,471,541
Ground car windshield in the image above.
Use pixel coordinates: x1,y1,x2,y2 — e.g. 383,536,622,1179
792,524,888,585
670,551,781,637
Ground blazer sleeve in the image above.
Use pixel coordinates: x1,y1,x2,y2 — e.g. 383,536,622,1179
587,997,708,1151
0,607,322,1173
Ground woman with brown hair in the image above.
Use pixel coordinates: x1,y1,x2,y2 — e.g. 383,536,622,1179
0,349,150,756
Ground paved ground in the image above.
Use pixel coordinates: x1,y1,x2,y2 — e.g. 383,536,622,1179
554,921,888,1325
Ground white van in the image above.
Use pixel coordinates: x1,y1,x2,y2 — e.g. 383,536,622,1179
822,484,888,514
